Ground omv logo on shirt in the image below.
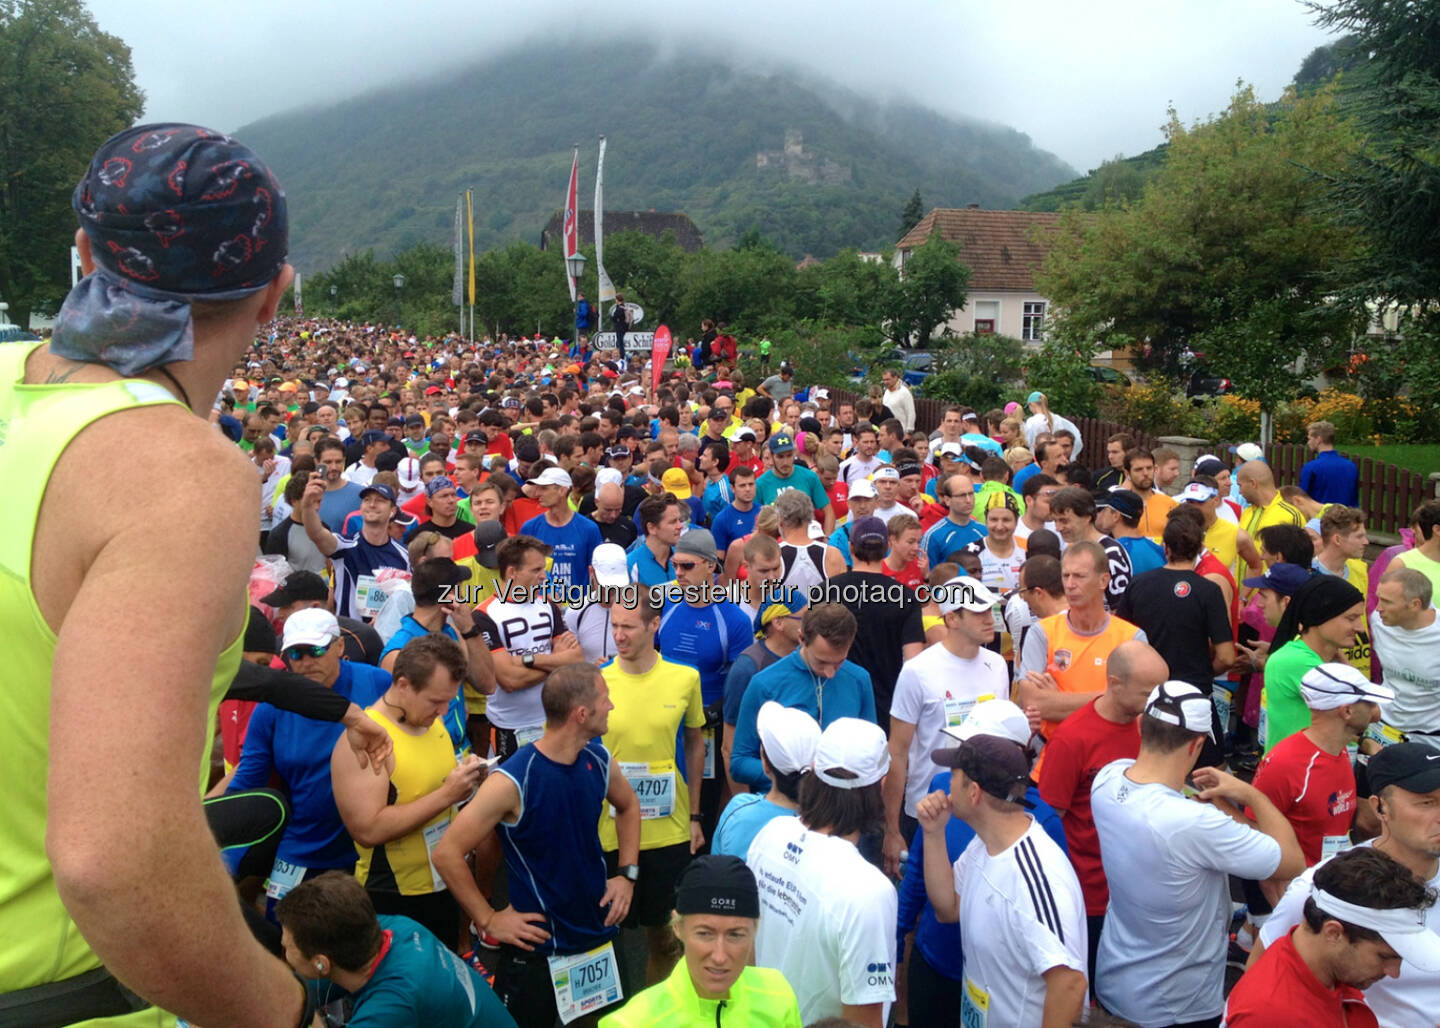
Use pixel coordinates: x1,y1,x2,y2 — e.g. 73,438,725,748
865,961,894,987
784,840,803,864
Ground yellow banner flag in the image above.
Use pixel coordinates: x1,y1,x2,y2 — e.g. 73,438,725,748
466,189,475,307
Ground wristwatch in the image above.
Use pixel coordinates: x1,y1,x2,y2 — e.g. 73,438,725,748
618,863,640,883
522,653,536,669
461,624,482,639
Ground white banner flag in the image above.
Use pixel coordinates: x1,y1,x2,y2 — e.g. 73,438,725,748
594,135,615,304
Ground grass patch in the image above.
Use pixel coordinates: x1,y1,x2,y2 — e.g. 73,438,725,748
1341,445,1440,477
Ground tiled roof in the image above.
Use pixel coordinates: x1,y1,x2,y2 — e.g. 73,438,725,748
895,208,1064,293
540,210,704,253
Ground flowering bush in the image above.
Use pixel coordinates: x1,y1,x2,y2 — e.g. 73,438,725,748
1199,394,1262,442
1097,381,1207,437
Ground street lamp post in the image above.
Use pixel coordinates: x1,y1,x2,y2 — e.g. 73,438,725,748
564,252,587,351
393,273,405,329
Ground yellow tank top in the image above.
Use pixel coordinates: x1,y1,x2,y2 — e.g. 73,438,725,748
354,707,458,896
0,344,240,1021
1204,517,1241,581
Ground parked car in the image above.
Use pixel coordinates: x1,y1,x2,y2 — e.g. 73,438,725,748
0,325,40,344
1087,364,1133,387
1185,365,1233,397
900,351,935,388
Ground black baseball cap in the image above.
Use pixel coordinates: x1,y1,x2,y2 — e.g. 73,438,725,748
1096,488,1144,521
471,520,508,569
931,734,1033,805
1369,743,1440,796
411,558,472,605
259,570,328,608
515,437,541,463
674,855,760,919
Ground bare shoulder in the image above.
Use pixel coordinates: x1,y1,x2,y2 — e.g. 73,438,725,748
33,404,260,630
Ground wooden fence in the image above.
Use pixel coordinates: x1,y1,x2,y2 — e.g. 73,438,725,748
1220,442,1433,536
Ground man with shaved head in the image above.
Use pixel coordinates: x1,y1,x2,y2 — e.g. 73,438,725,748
1237,461,1304,568
590,480,637,549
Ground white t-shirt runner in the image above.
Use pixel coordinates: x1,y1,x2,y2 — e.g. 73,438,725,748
953,817,1087,1027
1260,840,1440,1028
1369,612,1440,747
890,644,1010,817
746,816,897,1025
474,593,567,731
1091,760,1282,1026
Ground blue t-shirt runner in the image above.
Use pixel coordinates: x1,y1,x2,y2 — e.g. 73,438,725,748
521,511,602,597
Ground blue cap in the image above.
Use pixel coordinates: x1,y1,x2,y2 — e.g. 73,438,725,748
425,476,457,497
359,483,396,504
1026,391,1045,405
360,429,389,448
1242,562,1312,596
768,433,796,454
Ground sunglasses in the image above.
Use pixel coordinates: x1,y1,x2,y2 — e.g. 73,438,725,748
673,560,701,572
283,643,331,662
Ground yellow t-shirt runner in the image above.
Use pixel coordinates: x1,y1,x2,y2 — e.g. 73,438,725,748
1242,495,1304,569
599,657,705,852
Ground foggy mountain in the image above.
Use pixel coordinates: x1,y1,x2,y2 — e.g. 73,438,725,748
237,43,1077,270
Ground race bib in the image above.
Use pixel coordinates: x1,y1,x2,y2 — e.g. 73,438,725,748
618,761,677,820
265,857,307,901
354,575,387,618
516,724,545,748
548,941,622,1024
1212,682,1233,737
961,975,990,1028
1366,722,1406,748
423,817,451,892
1322,834,1350,860
703,728,716,780
945,693,996,730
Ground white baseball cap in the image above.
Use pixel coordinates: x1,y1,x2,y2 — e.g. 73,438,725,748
1300,663,1394,712
935,575,1002,614
590,543,630,588
873,467,900,481
530,467,572,489
1179,482,1218,503
1231,442,1264,462
848,478,877,500
1144,681,1213,737
941,698,1031,747
938,441,964,458
281,608,340,651
595,467,624,488
1310,882,1440,972
757,702,822,775
812,718,890,789
807,520,826,541
396,456,423,492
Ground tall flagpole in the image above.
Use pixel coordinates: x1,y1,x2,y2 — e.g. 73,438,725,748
452,193,465,337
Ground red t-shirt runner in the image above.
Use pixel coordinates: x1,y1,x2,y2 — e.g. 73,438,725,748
1251,730,1357,866
1036,698,1141,915
1224,928,1377,1027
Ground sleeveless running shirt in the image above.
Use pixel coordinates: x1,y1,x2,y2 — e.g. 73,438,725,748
0,343,242,1019
354,708,458,896
496,740,618,956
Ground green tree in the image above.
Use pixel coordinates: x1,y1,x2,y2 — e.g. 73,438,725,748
794,248,899,329
1036,84,1364,425
887,230,969,347
1308,0,1440,331
0,0,144,328
1292,34,1366,91
898,189,924,237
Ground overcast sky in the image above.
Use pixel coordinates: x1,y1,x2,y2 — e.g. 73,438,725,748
87,0,1334,174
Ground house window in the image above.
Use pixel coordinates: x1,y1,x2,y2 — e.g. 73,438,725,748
1022,301,1047,341
974,319,995,335
972,300,1000,335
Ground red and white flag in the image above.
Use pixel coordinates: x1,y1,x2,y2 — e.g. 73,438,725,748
652,324,672,392
563,147,579,303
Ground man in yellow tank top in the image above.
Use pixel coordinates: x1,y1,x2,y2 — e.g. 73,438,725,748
0,125,314,1025
333,635,483,950
1179,478,1264,587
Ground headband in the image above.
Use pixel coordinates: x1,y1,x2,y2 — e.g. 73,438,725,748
1312,887,1427,934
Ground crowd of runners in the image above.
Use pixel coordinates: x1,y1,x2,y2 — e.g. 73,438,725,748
4,125,1440,1028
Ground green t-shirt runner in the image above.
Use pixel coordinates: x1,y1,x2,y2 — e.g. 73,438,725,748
1261,638,1323,750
